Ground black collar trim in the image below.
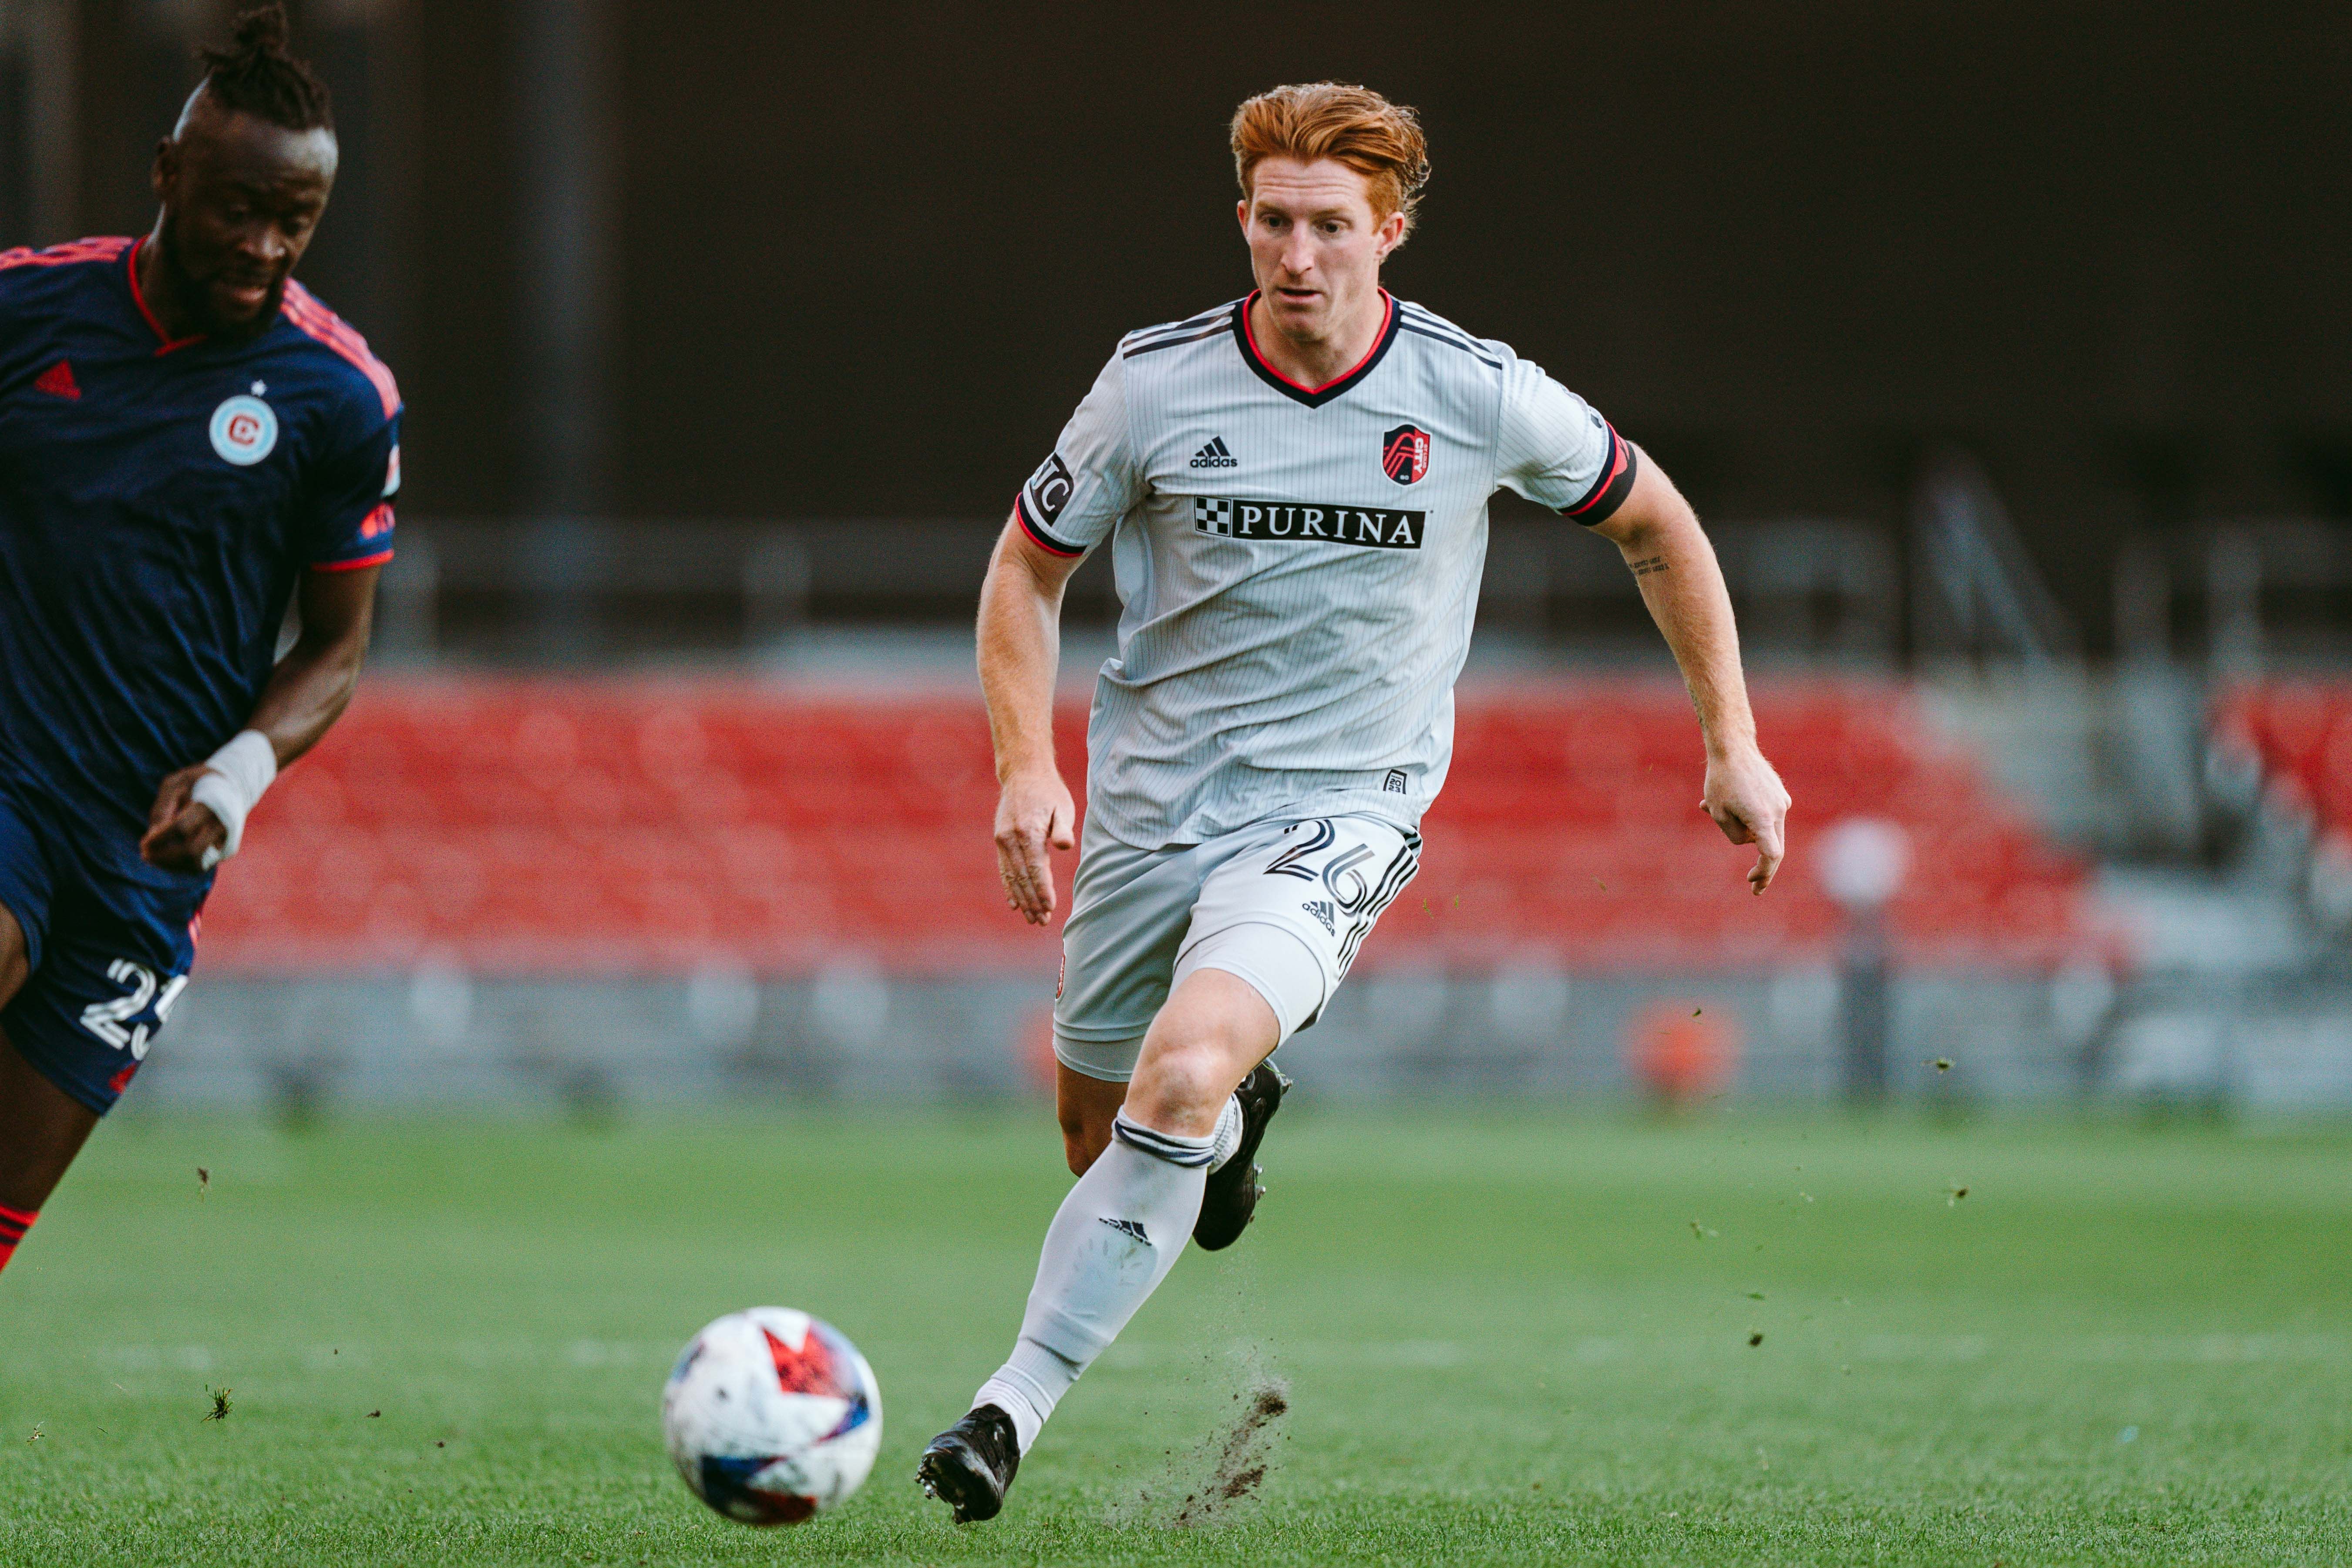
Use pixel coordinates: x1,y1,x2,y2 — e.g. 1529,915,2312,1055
1232,290,1400,408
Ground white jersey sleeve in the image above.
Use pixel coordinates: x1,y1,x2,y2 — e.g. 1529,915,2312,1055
1014,350,1142,558
1494,358,1638,525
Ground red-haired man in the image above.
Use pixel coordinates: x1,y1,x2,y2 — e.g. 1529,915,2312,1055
922,83,1790,1519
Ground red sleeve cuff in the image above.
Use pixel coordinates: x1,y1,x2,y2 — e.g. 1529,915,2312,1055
1014,491,1085,557
311,549,394,573
1562,425,1638,524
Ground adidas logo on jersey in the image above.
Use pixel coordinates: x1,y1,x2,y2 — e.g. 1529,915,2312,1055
33,360,78,400
1194,496,1426,550
1189,436,1238,469
1302,900,1336,936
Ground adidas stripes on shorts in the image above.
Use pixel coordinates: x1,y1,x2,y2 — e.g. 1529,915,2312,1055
1052,810,1421,1083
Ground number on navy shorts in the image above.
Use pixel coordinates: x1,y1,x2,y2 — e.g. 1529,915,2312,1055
78,959,187,1061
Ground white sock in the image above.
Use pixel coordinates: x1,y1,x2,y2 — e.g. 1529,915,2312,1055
1206,1093,1244,1172
972,1112,1211,1452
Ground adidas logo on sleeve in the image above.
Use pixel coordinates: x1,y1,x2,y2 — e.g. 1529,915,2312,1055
1188,436,1238,469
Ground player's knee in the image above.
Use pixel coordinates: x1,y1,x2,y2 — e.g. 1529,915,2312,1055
1128,1031,1243,1129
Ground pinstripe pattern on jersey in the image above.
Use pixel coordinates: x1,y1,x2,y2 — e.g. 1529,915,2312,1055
1124,321,1230,358
1399,321,1502,367
1398,321,1504,369
1124,303,1237,350
1027,294,1619,850
1397,304,1505,368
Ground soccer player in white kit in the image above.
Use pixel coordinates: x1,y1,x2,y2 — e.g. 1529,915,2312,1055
919,83,1792,1521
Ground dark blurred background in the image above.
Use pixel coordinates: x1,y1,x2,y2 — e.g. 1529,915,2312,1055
10,1,2350,652
7,2,2351,1113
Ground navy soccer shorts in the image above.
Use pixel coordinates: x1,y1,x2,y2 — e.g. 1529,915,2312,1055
0,781,202,1115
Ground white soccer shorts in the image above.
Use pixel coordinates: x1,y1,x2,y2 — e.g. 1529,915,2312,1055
1052,811,1422,1083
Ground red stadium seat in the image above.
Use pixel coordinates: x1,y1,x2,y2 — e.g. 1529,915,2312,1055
198,676,2106,976
2215,682,2352,843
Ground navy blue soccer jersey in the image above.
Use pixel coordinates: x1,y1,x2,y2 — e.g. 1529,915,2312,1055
0,235,400,861
0,235,400,1115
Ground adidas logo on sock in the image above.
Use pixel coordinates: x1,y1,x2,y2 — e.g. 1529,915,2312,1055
1302,900,1336,935
1189,436,1237,469
1097,1217,1151,1245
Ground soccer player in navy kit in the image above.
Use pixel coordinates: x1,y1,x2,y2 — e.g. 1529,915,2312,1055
0,6,398,1278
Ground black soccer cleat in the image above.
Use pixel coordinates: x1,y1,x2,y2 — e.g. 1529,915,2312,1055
1194,1058,1291,1252
916,1404,1020,1523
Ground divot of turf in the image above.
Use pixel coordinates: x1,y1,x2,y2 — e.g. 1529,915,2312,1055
1168,1379,1289,1528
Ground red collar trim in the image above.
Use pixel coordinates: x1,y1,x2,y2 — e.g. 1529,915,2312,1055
128,237,207,355
1240,289,1394,394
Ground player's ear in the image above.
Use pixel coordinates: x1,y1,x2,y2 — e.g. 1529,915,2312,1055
151,136,178,201
1236,197,1251,237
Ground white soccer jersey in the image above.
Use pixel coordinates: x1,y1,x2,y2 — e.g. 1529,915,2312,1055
1017,291,1636,851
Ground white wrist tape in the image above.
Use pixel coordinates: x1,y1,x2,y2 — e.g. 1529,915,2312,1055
188,730,279,868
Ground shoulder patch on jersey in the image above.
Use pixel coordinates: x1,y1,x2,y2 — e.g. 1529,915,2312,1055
281,281,401,419
1014,456,1084,558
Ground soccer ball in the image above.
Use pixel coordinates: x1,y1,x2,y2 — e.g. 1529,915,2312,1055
660,1307,883,1525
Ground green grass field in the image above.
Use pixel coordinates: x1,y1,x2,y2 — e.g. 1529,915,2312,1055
1,1104,2347,1566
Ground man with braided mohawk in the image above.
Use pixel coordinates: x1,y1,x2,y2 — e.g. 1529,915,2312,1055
0,3,400,1276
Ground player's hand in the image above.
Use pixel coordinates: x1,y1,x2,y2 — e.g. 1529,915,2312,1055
139,764,229,875
1701,743,1792,895
994,768,1077,925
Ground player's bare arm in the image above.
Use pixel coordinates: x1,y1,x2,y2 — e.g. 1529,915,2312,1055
976,515,1085,924
141,563,380,875
1590,456,1792,893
